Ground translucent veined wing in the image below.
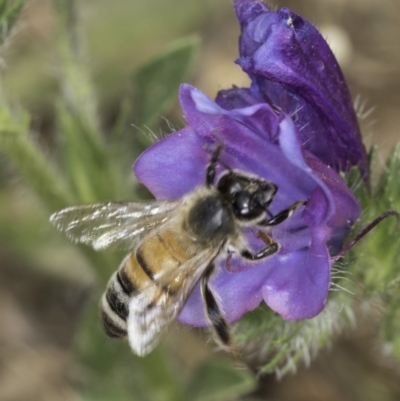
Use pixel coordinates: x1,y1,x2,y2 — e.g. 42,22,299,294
50,200,180,251
127,247,219,356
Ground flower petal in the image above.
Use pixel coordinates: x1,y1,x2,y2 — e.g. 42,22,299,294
215,86,263,110
178,225,331,326
134,126,209,199
180,83,280,143
233,0,368,178
261,225,331,320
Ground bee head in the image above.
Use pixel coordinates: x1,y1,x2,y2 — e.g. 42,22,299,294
217,171,277,222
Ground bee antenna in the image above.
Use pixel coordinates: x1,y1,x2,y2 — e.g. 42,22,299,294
332,210,400,263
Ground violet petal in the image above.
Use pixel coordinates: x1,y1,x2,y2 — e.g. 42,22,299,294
230,0,368,178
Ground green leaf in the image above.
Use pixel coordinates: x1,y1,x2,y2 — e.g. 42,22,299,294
56,99,135,204
185,359,256,401
234,299,353,378
0,106,74,210
54,0,101,135
343,144,400,295
0,0,27,45
132,36,199,131
338,156,400,370
107,97,143,194
341,144,400,364
56,101,105,202
343,146,374,211
382,291,400,343
52,0,137,203
381,144,400,211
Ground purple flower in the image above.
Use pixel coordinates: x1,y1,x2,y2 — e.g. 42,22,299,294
217,0,368,178
133,84,361,325
132,1,365,326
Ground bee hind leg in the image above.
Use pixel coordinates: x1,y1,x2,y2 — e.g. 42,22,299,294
201,263,242,363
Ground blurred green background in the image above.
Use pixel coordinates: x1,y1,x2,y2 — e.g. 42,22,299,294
1,0,400,400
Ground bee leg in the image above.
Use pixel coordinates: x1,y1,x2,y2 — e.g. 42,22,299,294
206,144,224,187
259,200,307,227
240,231,279,260
201,263,241,362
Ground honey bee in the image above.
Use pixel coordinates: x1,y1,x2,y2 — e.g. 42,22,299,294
50,145,306,358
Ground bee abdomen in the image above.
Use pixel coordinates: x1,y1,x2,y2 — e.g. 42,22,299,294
100,309,127,339
100,272,130,339
136,247,156,281
116,267,138,296
106,282,129,320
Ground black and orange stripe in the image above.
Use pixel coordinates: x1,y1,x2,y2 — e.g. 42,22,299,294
100,228,195,340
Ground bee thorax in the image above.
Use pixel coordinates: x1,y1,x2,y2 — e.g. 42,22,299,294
185,194,235,246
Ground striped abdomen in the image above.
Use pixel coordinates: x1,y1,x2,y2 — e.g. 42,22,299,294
100,228,197,339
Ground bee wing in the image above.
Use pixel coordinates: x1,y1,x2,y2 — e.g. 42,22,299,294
50,200,179,251
127,248,218,356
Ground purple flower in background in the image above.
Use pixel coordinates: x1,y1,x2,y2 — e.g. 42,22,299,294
133,0,364,326
218,0,368,178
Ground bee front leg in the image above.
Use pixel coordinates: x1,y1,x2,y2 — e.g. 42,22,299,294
206,144,224,187
259,200,307,227
240,231,279,260
201,263,240,362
